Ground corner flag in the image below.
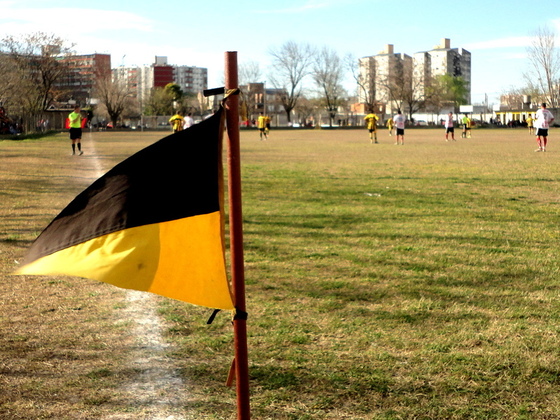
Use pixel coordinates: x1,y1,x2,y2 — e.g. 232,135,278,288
17,107,234,311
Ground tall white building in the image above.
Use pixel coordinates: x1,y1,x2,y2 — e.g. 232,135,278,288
379,47,412,109
417,38,471,103
358,44,412,114
358,39,471,113
113,57,208,104
174,65,208,95
412,51,431,103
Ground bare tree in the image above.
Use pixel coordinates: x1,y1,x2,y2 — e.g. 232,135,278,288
176,91,198,116
525,26,560,108
378,58,406,116
95,71,134,127
0,32,73,131
0,53,21,112
312,47,346,126
239,61,264,123
293,96,320,127
346,54,377,113
239,61,262,86
269,41,314,123
400,72,433,122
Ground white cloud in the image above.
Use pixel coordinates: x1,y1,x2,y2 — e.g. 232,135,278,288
1,5,160,66
0,7,155,37
0,2,257,86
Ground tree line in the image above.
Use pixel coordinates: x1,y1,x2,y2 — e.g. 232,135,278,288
0,32,210,132
244,41,471,127
1,28,558,134
245,28,560,126
505,26,560,110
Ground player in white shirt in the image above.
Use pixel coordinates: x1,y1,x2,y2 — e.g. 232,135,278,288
393,110,406,145
534,103,555,152
444,112,455,141
183,113,195,129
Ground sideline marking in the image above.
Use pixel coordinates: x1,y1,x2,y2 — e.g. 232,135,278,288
84,131,188,420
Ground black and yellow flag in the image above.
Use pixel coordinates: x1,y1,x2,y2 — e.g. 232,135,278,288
17,107,234,310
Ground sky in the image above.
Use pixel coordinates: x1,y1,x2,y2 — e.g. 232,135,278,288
1,0,559,106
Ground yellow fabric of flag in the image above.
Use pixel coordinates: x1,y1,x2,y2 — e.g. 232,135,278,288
17,108,234,310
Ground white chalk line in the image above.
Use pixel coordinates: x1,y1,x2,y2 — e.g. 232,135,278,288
82,132,189,420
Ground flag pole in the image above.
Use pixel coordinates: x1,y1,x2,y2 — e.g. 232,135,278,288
225,51,251,420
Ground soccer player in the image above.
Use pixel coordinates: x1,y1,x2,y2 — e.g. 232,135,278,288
393,110,406,145
461,114,472,138
169,112,185,133
386,117,394,136
534,103,555,152
526,114,534,135
257,112,268,140
364,112,379,143
265,114,271,137
445,112,455,141
68,106,83,155
183,112,194,129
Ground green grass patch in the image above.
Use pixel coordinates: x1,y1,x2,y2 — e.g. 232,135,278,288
162,127,560,418
4,128,560,418
0,130,60,141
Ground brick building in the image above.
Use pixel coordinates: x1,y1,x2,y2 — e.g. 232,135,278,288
54,53,111,105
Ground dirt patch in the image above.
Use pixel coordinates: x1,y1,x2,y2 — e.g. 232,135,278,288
82,134,190,419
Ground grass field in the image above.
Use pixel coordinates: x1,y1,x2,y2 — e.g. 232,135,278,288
2,126,560,419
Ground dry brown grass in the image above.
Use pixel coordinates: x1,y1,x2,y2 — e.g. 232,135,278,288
2,125,559,419
0,131,190,419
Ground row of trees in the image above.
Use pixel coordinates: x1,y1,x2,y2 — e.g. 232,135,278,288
252,27,560,126
499,27,560,111
0,32,212,131
0,33,74,132
1,27,559,133
519,26,560,109
97,79,208,128
249,41,470,127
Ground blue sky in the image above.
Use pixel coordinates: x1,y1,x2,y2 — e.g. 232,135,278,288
2,0,559,105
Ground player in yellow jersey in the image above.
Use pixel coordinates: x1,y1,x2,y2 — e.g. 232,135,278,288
386,117,394,136
169,112,185,133
265,114,271,136
364,112,379,143
461,114,472,138
68,106,84,155
169,112,184,133
257,112,268,140
526,114,534,135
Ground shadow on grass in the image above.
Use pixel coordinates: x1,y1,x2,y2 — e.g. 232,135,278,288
0,131,60,142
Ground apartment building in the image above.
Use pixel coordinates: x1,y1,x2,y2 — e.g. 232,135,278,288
358,45,412,114
239,82,286,125
358,39,471,114
54,53,111,105
174,65,208,95
417,38,471,103
112,56,208,103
